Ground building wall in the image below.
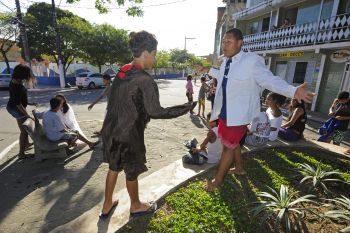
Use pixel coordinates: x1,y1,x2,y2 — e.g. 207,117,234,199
316,50,347,113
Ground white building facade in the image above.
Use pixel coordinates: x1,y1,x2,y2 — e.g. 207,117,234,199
214,0,350,114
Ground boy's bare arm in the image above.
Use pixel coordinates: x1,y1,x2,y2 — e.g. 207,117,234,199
200,130,216,150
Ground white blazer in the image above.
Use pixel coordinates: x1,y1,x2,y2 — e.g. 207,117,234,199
211,51,297,126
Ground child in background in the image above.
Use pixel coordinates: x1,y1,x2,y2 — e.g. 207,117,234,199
265,92,286,141
34,97,99,148
88,74,112,111
88,74,112,134
191,113,222,164
197,76,209,118
186,75,193,102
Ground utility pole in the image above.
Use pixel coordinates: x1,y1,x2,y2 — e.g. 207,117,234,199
183,36,195,78
14,0,30,65
51,0,65,88
226,0,231,31
184,36,195,51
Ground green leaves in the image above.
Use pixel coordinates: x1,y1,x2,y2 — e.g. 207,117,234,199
324,195,350,232
297,163,346,194
251,185,317,233
82,24,131,72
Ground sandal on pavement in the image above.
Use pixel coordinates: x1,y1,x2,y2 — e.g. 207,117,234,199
99,200,119,220
89,141,100,149
18,153,34,159
130,202,157,218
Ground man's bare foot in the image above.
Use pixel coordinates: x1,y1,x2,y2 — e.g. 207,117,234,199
88,141,100,149
205,179,221,192
227,167,236,174
345,149,350,155
101,200,119,215
228,167,246,175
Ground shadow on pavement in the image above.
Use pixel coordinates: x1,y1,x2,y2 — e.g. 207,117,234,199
0,146,103,233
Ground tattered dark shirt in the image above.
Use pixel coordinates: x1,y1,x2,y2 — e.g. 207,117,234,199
102,66,191,171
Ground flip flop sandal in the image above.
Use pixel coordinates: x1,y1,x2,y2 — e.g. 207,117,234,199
99,200,119,220
18,153,34,159
130,202,157,218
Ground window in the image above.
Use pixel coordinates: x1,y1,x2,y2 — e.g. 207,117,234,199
293,62,308,84
296,4,320,24
321,0,334,20
338,0,350,14
262,17,270,32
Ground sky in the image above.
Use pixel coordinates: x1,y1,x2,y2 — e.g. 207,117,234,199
0,0,225,56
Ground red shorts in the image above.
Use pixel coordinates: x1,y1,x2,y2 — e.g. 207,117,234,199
218,118,247,149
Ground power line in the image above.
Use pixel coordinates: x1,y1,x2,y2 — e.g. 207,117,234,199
0,0,14,12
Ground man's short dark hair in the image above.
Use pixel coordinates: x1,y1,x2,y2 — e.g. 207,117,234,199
50,97,61,110
103,74,111,80
12,64,32,80
129,31,158,58
225,28,243,41
338,91,349,100
201,76,206,82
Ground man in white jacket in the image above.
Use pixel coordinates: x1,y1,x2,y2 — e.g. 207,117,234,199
207,28,314,191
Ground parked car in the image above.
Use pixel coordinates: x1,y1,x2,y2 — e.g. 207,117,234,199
0,74,11,89
76,72,104,89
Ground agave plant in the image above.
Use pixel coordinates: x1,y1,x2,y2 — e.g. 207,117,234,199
324,195,350,233
297,163,345,193
251,185,316,233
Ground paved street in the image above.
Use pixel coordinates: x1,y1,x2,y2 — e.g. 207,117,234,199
0,80,349,233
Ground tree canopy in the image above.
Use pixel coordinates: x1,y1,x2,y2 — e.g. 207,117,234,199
66,0,144,16
0,12,19,73
82,24,131,72
24,2,132,74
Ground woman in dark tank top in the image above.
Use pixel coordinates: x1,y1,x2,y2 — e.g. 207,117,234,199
278,99,307,141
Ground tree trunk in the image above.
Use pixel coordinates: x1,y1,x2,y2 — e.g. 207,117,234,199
98,64,102,73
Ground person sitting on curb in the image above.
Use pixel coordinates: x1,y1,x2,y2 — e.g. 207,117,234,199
325,91,350,145
88,74,112,135
191,113,222,164
278,99,307,141
33,97,99,149
56,94,87,139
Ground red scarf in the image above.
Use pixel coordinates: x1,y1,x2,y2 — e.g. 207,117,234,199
117,63,143,79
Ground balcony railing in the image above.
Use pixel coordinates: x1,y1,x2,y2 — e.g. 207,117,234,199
242,13,350,52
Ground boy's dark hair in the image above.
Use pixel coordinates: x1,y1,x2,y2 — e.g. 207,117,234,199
56,94,69,113
103,74,111,80
187,75,192,81
207,112,219,126
268,92,287,106
50,97,61,110
338,91,349,100
201,76,206,82
129,31,158,58
12,64,32,81
225,28,243,41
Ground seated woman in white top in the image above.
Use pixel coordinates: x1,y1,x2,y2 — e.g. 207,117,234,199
55,94,86,138
265,92,286,141
192,113,222,164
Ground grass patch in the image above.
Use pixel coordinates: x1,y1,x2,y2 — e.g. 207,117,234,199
118,147,350,233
